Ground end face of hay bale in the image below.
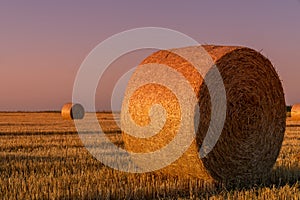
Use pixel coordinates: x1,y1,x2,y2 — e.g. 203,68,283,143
121,45,286,184
291,104,300,120
61,103,85,120
199,45,286,184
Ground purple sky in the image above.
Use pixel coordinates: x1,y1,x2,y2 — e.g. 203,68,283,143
0,1,299,111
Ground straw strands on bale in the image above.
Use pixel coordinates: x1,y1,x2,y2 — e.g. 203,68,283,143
61,103,85,120
291,104,300,120
121,45,286,184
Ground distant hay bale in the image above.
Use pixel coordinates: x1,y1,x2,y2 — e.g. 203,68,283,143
121,45,286,184
291,104,300,120
61,103,85,120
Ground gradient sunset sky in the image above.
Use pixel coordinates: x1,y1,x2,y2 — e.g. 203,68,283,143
0,1,299,111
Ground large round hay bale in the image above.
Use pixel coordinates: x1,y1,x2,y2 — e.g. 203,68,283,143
121,45,286,184
291,104,300,120
61,103,85,120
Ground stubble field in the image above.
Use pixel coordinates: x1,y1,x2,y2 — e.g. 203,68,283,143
0,112,299,199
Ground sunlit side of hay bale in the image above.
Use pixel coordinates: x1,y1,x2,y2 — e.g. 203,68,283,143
61,103,85,120
291,104,300,120
121,45,286,184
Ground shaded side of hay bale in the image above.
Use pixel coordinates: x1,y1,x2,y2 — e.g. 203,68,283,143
121,45,286,184
61,103,85,120
199,45,286,183
291,104,300,120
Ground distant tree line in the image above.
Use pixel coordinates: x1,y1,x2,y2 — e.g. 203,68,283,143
286,105,292,112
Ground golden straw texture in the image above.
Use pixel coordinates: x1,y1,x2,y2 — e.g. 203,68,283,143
121,45,286,184
291,104,300,120
61,103,85,120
